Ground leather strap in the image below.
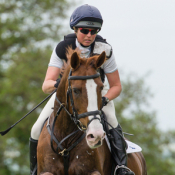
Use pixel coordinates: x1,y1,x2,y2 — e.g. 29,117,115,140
78,110,101,119
68,73,100,80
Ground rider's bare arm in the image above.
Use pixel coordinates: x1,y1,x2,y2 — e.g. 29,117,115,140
42,66,60,94
105,70,122,101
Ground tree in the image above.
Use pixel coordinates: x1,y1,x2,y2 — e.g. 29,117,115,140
0,0,75,174
114,72,175,175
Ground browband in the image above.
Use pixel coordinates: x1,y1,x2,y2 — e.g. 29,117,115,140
68,72,100,80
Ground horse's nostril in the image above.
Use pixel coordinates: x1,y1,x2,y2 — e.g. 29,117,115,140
87,134,95,140
90,134,94,138
95,140,102,147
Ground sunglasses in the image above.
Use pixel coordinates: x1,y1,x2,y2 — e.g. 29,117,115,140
79,28,99,35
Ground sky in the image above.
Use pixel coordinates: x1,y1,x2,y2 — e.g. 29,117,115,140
76,0,175,131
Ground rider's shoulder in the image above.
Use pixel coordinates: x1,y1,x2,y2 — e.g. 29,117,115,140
56,33,76,48
55,40,67,60
55,33,77,60
96,34,105,40
94,35,112,58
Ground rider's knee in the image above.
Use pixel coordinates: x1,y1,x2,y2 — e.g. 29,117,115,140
31,123,40,140
102,100,118,128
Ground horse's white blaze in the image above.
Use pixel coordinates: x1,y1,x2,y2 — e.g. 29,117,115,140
85,79,105,148
86,79,102,131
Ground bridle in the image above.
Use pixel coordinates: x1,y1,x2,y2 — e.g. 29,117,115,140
47,68,127,175
55,69,103,131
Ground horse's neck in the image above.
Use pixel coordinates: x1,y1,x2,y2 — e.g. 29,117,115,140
51,109,81,149
53,68,78,137
56,110,77,132
54,66,69,117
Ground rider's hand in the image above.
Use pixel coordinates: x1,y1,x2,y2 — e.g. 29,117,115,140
54,78,61,88
101,97,110,108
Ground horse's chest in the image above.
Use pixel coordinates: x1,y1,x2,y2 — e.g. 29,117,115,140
68,150,98,175
44,150,96,174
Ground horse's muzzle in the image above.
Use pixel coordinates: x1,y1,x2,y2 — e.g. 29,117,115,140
86,130,106,149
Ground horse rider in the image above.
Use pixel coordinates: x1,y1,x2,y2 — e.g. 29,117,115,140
29,4,135,175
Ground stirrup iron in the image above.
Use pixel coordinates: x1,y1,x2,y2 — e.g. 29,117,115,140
114,165,133,175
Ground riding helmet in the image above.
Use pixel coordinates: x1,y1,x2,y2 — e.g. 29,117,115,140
70,4,103,30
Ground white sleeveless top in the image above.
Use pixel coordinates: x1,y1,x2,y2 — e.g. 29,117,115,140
48,39,118,74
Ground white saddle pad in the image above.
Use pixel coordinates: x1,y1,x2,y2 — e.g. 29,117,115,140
126,140,142,154
105,136,142,154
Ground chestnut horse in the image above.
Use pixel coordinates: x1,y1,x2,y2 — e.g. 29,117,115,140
37,48,147,175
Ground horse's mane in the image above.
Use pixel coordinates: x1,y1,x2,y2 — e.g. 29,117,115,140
55,47,81,105
66,46,81,62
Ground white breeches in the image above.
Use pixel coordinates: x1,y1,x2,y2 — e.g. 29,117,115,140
31,93,56,140
101,84,118,129
31,83,118,140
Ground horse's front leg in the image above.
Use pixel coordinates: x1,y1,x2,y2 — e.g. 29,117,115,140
90,171,101,175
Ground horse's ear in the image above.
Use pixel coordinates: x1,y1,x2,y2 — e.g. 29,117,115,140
96,51,106,68
70,52,80,70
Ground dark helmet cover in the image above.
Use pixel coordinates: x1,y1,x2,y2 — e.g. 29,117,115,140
70,4,103,30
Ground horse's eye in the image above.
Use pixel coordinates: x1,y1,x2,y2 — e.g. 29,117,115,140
73,88,81,95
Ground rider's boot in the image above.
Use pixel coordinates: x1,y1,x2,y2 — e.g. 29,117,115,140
29,137,38,175
109,124,135,175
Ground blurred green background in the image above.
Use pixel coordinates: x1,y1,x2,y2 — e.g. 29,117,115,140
0,0,174,174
